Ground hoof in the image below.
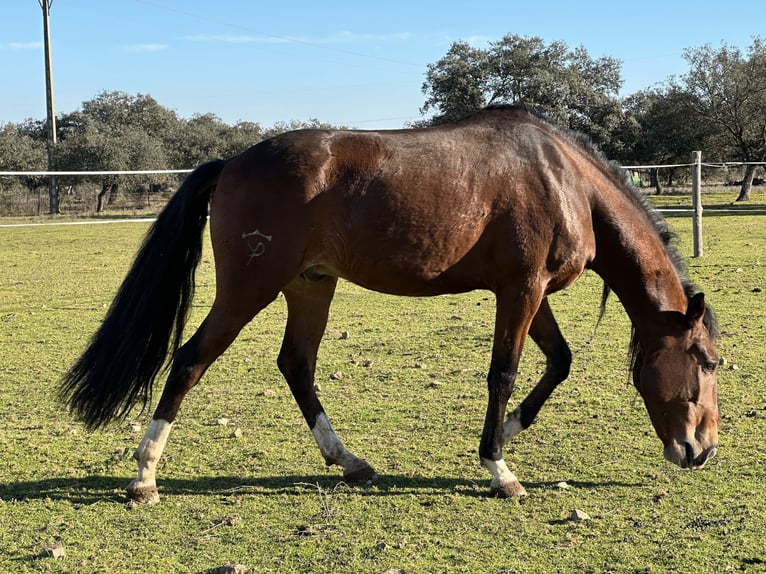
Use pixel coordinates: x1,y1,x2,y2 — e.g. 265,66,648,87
490,480,527,498
343,463,377,484
126,481,160,505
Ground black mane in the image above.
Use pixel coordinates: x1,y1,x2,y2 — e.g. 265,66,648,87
601,160,720,365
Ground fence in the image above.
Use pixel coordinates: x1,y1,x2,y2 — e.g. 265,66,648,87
2,156,765,257
0,169,193,216
626,154,766,258
623,153,707,257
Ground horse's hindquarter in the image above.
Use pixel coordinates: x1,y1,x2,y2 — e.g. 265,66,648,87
211,119,595,298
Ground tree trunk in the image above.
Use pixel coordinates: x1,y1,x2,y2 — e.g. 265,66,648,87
736,164,755,201
96,182,109,212
107,183,120,205
32,184,42,216
666,166,677,187
650,168,664,195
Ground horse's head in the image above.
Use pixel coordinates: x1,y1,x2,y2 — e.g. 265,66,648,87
633,292,720,470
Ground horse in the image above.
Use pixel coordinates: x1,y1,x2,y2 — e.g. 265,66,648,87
60,105,720,504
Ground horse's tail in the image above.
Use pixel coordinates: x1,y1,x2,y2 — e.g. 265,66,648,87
60,159,228,429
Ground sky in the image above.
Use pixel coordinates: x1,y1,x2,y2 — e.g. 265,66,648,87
1,0,765,131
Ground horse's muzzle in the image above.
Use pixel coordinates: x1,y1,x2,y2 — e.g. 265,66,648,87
665,441,718,469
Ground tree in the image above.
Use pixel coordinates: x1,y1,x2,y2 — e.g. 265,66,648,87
79,91,179,140
419,35,624,151
1,87,352,216
418,41,490,125
622,87,718,193
679,37,766,201
223,121,265,158
169,113,237,169
0,122,48,205
57,92,173,211
57,122,124,211
260,118,343,141
0,122,47,175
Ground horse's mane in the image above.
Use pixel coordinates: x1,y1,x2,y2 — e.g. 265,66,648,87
591,153,721,366
476,104,719,366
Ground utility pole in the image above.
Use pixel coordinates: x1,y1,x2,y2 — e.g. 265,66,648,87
39,0,59,214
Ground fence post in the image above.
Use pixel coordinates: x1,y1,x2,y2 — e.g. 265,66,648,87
691,151,703,257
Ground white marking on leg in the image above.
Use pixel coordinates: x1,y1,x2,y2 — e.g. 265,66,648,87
502,407,524,445
481,457,520,490
481,457,527,496
131,418,173,491
311,413,369,476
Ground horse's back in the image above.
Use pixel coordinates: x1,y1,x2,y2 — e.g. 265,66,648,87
210,108,597,296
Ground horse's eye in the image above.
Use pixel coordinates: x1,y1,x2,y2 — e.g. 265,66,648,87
702,361,717,374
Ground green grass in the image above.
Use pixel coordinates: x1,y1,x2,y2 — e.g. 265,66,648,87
649,189,766,213
0,205,764,573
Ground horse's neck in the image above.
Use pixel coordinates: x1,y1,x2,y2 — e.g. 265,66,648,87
589,195,687,340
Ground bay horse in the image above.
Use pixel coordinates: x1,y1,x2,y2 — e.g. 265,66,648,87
60,106,720,504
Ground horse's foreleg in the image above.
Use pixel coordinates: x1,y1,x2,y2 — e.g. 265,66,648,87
480,287,544,498
127,304,261,504
279,276,376,483
502,298,572,444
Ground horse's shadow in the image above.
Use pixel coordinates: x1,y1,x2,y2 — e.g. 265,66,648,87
0,474,641,505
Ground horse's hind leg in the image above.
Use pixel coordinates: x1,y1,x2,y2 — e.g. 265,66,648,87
279,275,376,482
127,297,274,504
502,297,572,444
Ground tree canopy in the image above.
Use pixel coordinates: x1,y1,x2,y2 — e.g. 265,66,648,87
420,34,624,152
621,86,718,193
0,91,341,212
419,34,765,201
677,37,766,200
1,36,765,214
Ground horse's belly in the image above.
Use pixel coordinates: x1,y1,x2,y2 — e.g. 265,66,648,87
316,234,494,296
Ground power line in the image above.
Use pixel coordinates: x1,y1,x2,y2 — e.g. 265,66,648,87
134,0,423,68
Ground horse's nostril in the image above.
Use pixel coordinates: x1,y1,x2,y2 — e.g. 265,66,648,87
683,442,717,469
683,442,695,468
696,445,717,467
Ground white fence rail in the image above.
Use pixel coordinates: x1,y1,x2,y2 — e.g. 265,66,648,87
2,155,765,257
0,169,193,176
624,154,766,257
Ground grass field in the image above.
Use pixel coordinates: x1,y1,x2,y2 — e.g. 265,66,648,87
0,195,764,573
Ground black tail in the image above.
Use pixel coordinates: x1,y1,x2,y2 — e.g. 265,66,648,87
60,159,227,429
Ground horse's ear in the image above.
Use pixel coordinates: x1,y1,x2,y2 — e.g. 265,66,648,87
686,292,706,326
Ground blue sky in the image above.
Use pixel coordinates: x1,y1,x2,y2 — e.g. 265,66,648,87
1,0,765,130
